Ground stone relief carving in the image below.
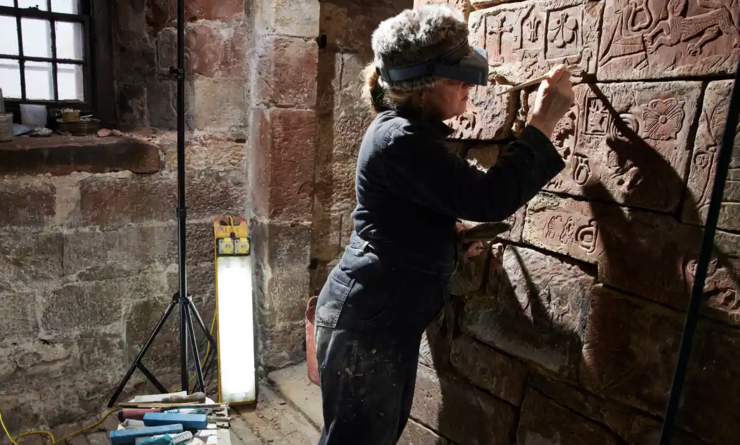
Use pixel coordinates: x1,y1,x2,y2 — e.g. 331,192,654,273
528,82,701,213
682,80,740,231
469,0,603,84
598,0,740,80
642,98,685,140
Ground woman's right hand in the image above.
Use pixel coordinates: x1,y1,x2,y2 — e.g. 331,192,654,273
528,64,575,138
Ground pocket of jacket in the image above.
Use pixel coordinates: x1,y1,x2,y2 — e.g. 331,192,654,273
315,272,355,329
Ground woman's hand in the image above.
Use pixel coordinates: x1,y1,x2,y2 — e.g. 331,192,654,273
455,222,486,258
529,64,575,138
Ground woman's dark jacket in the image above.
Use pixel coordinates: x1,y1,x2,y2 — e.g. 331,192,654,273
314,108,565,334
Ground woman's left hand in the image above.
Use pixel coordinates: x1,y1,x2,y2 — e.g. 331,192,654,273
455,222,486,258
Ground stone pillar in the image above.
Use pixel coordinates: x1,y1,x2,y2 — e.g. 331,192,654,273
247,0,320,369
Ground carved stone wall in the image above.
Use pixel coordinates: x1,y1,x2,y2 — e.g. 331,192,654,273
413,0,740,444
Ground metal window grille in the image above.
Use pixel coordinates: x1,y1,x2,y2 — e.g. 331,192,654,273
0,0,90,106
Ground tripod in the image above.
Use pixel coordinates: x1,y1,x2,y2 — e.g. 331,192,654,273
107,0,216,408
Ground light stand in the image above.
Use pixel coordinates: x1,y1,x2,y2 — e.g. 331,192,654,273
107,0,216,407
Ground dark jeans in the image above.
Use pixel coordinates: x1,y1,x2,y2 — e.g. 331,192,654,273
314,233,449,445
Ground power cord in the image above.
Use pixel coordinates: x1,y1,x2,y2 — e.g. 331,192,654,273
0,406,120,445
0,309,218,445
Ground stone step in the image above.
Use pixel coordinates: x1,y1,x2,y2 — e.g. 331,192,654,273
267,362,323,430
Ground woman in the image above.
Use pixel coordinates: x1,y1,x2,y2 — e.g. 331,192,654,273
313,5,573,445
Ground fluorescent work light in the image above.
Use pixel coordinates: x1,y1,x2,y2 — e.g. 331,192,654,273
213,217,256,405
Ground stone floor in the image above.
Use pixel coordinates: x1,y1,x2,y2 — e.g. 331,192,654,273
69,368,322,445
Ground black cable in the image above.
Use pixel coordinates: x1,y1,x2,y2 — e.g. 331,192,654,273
659,57,740,444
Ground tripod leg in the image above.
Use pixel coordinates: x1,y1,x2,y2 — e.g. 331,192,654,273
185,298,217,347
185,307,206,392
180,294,189,393
107,298,178,407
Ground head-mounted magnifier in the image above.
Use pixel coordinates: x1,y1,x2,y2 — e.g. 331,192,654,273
376,41,489,86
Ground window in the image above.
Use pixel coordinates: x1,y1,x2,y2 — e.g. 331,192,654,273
0,0,114,126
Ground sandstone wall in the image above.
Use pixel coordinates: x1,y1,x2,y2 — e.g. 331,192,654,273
407,0,740,444
310,0,414,291
0,0,250,438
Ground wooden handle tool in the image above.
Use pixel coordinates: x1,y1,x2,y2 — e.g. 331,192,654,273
496,64,581,96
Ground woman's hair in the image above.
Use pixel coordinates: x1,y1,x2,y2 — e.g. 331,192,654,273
361,63,440,117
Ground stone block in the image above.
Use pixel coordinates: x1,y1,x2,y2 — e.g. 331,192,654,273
125,298,181,369
63,224,178,278
517,388,622,445
250,108,316,221
253,36,318,109
579,285,682,414
468,0,603,85
192,78,246,133
185,0,244,20
529,374,704,445
310,208,353,262
258,321,306,369
0,179,55,228
78,330,126,370
186,22,225,78
414,0,471,20
319,3,405,54
527,82,701,213
460,245,594,378
683,80,740,231
117,82,149,130
410,364,517,445
147,78,195,130
0,292,38,339
186,169,248,221
597,0,740,81
681,324,740,444
446,84,518,140
163,135,246,172
450,334,527,406
398,419,451,445
524,193,740,324
255,0,320,38
148,0,245,23
71,176,176,228
0,231,64,286
252,221,312,327
157,23,249,79
42,274,169,332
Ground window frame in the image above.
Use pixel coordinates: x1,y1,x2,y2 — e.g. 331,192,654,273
0,0,115,128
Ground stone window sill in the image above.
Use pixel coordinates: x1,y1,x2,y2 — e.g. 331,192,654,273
0,135,160,176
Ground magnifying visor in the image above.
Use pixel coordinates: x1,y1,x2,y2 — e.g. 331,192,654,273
376,41,489,86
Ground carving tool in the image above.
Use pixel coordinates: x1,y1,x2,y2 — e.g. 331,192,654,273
497,64,581,95
110,424,184,445
143,413,208,430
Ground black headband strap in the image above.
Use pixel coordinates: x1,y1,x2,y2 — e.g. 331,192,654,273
376,40,470,83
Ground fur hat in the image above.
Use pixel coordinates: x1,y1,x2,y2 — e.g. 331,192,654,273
371,5,470,92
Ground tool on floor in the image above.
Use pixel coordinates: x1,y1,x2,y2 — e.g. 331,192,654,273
497,64,581,95
135,431,194,445
120,409,162,421
143,413,208,430
213,217,256,406
110,424,184,445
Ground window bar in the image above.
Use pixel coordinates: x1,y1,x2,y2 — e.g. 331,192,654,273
82,15,91,106
48,0,58,101
13,0,27,101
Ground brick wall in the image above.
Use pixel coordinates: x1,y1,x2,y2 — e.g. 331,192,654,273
0,0,250,437
408,0,740,444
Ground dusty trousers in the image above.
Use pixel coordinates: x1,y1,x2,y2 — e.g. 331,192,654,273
314,232,451,445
